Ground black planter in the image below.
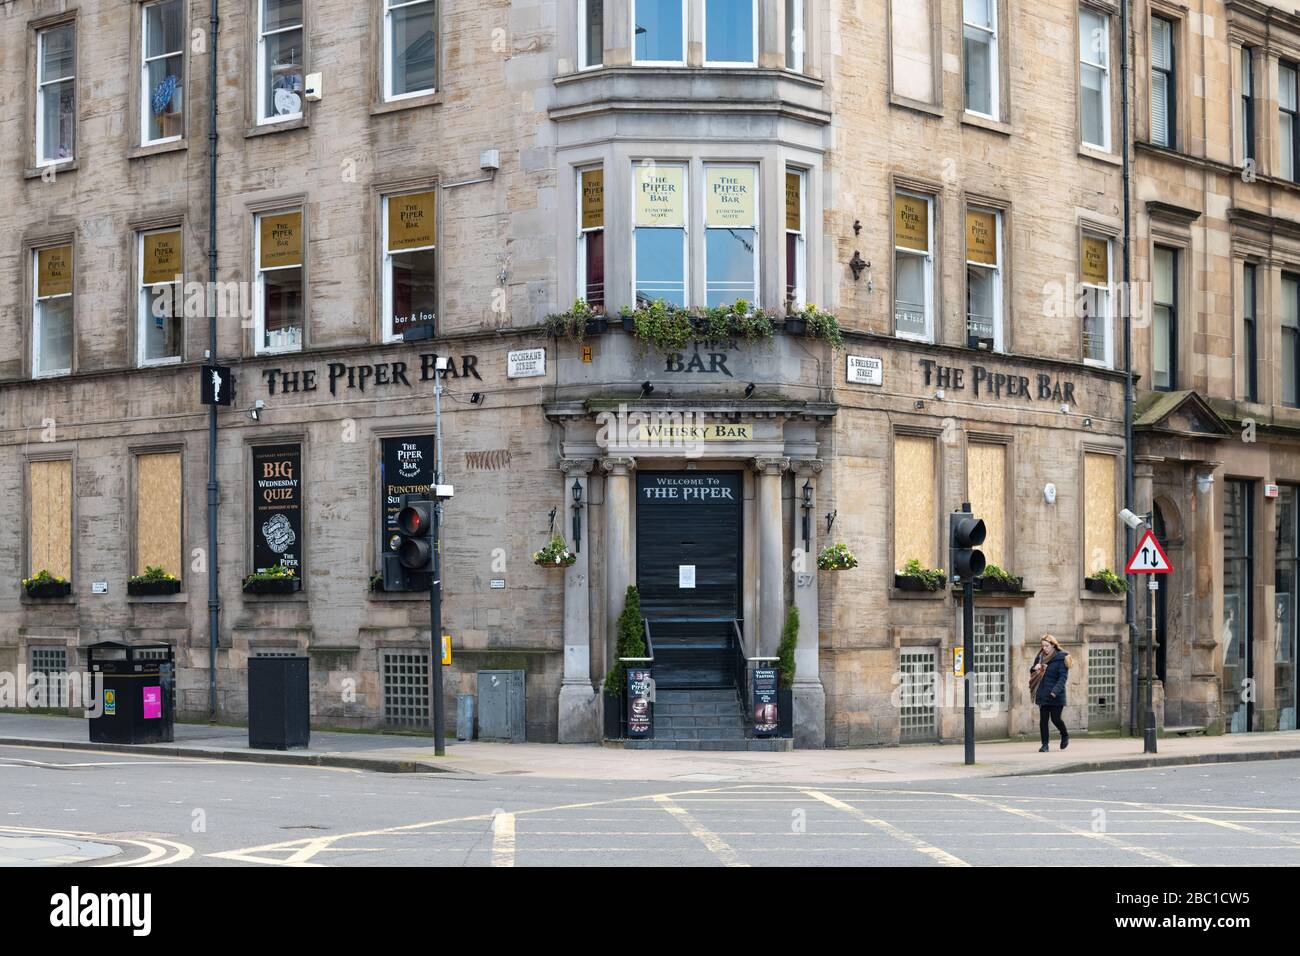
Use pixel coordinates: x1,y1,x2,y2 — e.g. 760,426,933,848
621,315,637,333
784,317,807,336
895,573,945,593
584,316,609,336
976,576,1023,593
603,692,623,740
127,578,181,596
777,687,794,739
1085,576,1124,595
25,580,71,599
243,577,301,595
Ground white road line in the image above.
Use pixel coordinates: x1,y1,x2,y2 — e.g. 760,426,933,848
802,790,969,867
491,812,516,868
653,795,748,867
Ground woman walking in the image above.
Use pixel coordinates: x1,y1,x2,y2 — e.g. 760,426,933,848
1030,635,1071,752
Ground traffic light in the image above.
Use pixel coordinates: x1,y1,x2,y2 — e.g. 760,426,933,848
383,494,434,591
949,507,987,584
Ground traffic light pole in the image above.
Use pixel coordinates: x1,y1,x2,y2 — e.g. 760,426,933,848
963,578,975,766
430,376,446,757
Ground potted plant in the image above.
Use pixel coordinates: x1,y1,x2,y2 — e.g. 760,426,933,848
242,563,300,595
784,304,844,347
603,586,646,739
23,569,70,599
976,564,1023,593
818,542,858,572
127,565,181,596
625,299,695,354
532,536,577,569
1086,567,1128,595
544,298,605,343
894,558,947,592
775,605,798,739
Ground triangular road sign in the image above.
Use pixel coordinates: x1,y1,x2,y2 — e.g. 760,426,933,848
1125,529,1173,574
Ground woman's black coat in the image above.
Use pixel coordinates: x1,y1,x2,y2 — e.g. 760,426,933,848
1032,651,1069,707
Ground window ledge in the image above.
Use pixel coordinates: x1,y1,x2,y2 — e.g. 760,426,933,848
889,93,945,119
370,92,444,117
889,587,947,601
24,160,78,180
127,593,187,604
961,112,1012,136
1080,589,1126,602
240,591,308,603
368,589,429,602
129,139,188,161
1078,145,1122,167
20,596,77,607
245,116,310,139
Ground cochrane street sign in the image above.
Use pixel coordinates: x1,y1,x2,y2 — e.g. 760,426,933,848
261,353,483,396
918,358,1078,405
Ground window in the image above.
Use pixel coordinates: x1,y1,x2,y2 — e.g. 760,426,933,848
893,434,936,572
141,0,184,144
705,165,758,306
894,192,933,342
966,442,1006,570
965,207,1002,350
1150,15,1175,148
963,0,998,118
1079,6,1110,150
258,0,304,123
579,168,605,310
383,651,431,727
633,163,687,306
36,23,76,165
1275,486,1298,730
1088,645,1119,718
255,211,304,352
1282,63,1298,182
1223,480,1254,733
1244,263,1258,402
1083,452,1117,578
1285,274,1300,407
705,0,755,66
1152,245,1177,389
785,169,806,310
891,0,935,104
899,649,937,741
30,647,69,708
138,229,183,365
33,246,73,377
633,0,684,64
786,0,804,72
382,192,436,341
580,0,603,69
384,0,436,99
29,458,72,583
136,452,182,582
1080,233,1113,367
973,611,1008,707
1241,46,1255,163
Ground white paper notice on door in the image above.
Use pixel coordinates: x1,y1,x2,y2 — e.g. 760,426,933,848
679,565,696,589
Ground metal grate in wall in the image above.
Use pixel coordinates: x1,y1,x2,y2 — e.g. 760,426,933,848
973,611,1009,707
253,648,298,658
899,648,938,741
1089,645,1119,717
382,651,431,728
30,646,69,708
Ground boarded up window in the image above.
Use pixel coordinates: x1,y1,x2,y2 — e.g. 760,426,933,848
29,459,72,579
137,452,182,578
894,435,936,568
967,442,1006,570
1084,452,1117,575
891,0,934,103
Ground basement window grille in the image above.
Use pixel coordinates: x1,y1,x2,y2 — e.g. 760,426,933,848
899,648,937,741
382,651,431,728
1089,645,1119,717
30,646,69,707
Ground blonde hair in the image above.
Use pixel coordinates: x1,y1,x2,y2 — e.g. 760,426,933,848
1040,634,1063,653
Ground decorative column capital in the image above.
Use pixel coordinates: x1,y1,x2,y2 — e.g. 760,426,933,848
792,459,824,477
560,458,596,476
600,456,637,476
752,456,791,476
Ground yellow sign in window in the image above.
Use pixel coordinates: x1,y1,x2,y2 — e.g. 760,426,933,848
388,192,436,251
37,245,73,298
259,212,303,269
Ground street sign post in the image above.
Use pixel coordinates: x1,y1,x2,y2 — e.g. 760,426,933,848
1125,528,1173,755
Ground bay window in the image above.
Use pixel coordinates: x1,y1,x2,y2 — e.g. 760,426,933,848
894,192,934,342
785,169,806,310
258,0,304,123
384,0,436,99
255,211,304,353
579,168,605,310
580,0,603,69
1080,233,1113,367
33,246,73,377
1079,6,1110,150
633,0,684,64
965,207,1002,351
963,0,998,119
141,0,184,145
704,165,758,306
383,192,436,341
36,23,76,165
705,0,756,66
138,229,184,365
633,163,687,306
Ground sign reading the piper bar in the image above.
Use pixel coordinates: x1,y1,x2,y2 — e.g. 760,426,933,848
381,437,434,547
639,473,740,501
581,169,604,229
142,231,182,286
1081,235,1110,285
632,423,753,443
635,164,685,227
706,167,756,227
259,212,303,269
387,191,436,251
252,444,302,575
37,245,73,298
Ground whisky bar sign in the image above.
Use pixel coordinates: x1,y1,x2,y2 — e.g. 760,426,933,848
632,423,753,443
919,358,1078,405
261,353,482,396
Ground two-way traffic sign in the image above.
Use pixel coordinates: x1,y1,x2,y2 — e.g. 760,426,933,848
1125,529,1173,574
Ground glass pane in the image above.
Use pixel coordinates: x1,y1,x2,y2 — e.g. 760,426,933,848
40,25,75,82
390,248,436,337
634,0,683,62
1082,288,1108,361
895,253,927,337
1151,17,1171,71
1244,265,1256,317
40,80,76,162
146,0,185,57
1283,114,1295,181
1286,328,1298,405
1223,481,1251,733
391,2,436,95
1154,247,1175,304
785,0,801,69
1081,63,1106,146
585,0,603,66
786,232,800,308
262,267,303,350
964,0,992,29
1276,487,1296,730
1151,70,1168,145
36,299,73,373
263,0,303,32
964,27,992,114
142,287,182,361
145,55,184,140
705,0,753,63
634,228,685,306
1284,277,1299,329
1080,9,1106,67
1153,305,1171,388
967,266,995,344
584,230,605,309
705,227,757,307
264,30,304,118
1282,65,1298,111
1242,47,1252,95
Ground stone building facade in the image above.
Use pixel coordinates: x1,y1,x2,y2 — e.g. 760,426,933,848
0,0,1156,747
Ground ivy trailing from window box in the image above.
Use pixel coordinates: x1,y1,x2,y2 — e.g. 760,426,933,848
544,298,606,343
23,569,70,599
894,558,947,592
624,299,696,354
532,536,577,569
128,565,181,596
242,564,300,595
1085,567,1127,594
817,542,858,571
788,304,844,349
620,299,777,354
976,563,1023,593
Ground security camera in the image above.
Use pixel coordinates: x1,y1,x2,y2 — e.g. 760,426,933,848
1119,508,1146,530
249,399,265,422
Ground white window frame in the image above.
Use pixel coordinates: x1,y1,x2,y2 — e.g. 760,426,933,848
785,167,806,311
1081,232,1114,369
381,192,437,344
1079,6,1111,152
632,0,687,66
786,0,805,72
137,229,184,367
631,161,690,308
254,211,304,355
965,207,1003,352
32,248,73,379
703,0,758,68
963,0,999,120
35,23,75,167
140,0,184,146
256,0,305,125
703,162,760,307
383,0,436,102
579,0,603,71
577,166,604,309
894,191,935,344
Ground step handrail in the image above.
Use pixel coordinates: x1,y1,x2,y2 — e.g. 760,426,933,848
731,619,751,726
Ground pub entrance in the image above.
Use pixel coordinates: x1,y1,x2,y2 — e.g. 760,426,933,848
635,471,743,688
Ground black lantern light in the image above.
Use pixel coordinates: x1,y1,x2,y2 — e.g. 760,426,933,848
571,480,583,553
801,480,813,549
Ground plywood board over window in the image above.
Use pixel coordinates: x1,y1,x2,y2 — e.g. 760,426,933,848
894,435,936,569
137,452,182,577
1084,452,1117,576
29,459,72,579
967,442,1006,570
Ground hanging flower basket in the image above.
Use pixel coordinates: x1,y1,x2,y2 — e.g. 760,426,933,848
817,543,858,571
533,536,577,569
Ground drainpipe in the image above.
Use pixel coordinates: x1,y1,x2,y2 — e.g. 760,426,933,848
1120,0,1139,734
206,0,220,720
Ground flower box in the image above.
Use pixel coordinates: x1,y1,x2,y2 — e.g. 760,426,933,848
1085,576,1124,595
976,575,1024,593
895,573,946,593
584,316,609,336
128,579,181,597
784,316,807,336
620,314,637,333
243,576,301,595
25,580,71,599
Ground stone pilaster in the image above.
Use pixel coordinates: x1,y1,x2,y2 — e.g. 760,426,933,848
790,459,825,747
558,458,597,743
753,457,790,657
601,456,636,671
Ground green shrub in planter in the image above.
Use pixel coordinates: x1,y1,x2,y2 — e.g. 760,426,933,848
242,563,299,594
1086,567,1128,594
895,558,946,592
777,605,798,689
626,299,695,354
128,565,181,596
23,569,70,598
603,586,646,695
544,298,603,343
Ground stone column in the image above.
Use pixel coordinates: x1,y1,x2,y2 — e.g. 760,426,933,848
791,460,826,748
558,459,597,743
754,457,790,656
1194,467,1222,730
601,457,636,669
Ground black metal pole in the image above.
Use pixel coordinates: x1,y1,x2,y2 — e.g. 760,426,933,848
1145,577,1158,753
206,0,221,721
963,579,974,766
430,503,445,756
1120,0,1139,737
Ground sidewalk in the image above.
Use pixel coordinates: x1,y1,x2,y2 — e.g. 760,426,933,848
3,712,1300,782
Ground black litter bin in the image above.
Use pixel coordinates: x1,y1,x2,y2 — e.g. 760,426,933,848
87,641,175,744
248,656,311,750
